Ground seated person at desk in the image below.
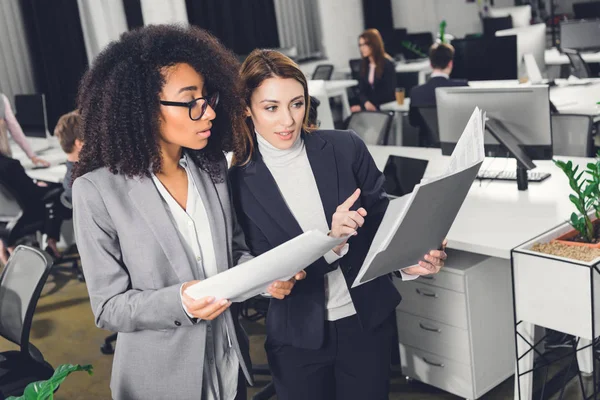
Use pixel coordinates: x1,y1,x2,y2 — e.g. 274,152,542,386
53,110,82,204
0,92,49,166
0,154,67,263
350,29,396,113
409,43,467,146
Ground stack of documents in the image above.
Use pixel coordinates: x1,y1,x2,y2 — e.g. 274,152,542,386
352,107,486,288
185,230,347,303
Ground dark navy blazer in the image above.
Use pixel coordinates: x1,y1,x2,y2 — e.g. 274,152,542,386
229,130,402,349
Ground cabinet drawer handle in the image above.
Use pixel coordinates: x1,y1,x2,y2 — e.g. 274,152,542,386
419,323,441,333
420,275,435,280
422,357,445,368
416,288,438,298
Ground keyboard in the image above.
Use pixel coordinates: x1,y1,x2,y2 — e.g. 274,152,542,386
476,170,551,182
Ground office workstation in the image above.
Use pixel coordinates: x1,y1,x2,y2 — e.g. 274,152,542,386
3,1,600,399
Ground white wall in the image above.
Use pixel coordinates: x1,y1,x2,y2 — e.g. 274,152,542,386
392,0,482,37
315,0,364,70
391,0,516,38
140,0,188,25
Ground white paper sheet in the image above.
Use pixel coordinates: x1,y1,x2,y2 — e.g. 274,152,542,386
184,230,347,303
352,108,485,288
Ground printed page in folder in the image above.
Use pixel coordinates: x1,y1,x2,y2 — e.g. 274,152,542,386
352,108,485,287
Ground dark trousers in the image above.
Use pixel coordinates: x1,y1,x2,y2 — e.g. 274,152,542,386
265,314,395,400
234,368,247,400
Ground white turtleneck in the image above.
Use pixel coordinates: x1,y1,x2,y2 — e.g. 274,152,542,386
256,132,357,321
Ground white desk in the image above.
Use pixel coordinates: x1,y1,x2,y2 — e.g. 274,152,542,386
10,138,67,184
545,47,600,66
380,98,411,113
307,79,357,125
550,80,600,118
368,145,591,399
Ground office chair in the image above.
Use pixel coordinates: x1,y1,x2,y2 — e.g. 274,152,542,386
14,94,50,140
416,106,440,148
348,59,362,81
551,113,596,157
482,16,513,37
312,64,334,80
0,180,83,281
0,246,54,397
562,48,592,79
240,296,275,400
344,111,394,145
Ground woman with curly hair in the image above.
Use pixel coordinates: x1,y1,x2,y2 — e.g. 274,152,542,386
72,25,303,400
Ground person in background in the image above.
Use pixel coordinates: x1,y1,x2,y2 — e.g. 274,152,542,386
230,49,446,400
0,92,49,166
53,110,82,205
350,29,396,113
408,42,467,146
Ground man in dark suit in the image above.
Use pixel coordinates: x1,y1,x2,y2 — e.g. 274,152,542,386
409,42,467,147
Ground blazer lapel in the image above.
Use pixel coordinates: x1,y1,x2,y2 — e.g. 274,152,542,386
128,177,196,282
304,133,339,226
242,156,303,240
186,158,230,274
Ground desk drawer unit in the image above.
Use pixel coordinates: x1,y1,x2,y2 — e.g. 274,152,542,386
396,310,471,364
394,251,515,399
396,281,468,329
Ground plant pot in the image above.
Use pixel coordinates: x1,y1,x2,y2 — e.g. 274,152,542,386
512,220,600,340
552,219,600,248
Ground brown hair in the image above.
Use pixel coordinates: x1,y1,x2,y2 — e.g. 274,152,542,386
359,28,392,79
234,49,311,166
54,110,82,153
429,42,455,70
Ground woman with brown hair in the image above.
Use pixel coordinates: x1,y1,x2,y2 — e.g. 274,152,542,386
350,28,397,113
229,49,446,400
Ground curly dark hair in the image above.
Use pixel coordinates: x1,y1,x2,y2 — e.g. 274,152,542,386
73,24,246,182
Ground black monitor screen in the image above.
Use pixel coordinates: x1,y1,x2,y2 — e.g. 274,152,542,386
383,156,429,197
387,28,408,56
574,1,600,19
401,32,434,60
450,36,518,81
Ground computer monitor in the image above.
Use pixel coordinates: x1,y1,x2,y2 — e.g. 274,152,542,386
488,5,532,28
436,86,552,161
450,36,518,81
483,16,513,37
573,1,600,19
496,23,547,78
387,28,408,57
383,156,429,198
400,32,434,60
560,19,600,52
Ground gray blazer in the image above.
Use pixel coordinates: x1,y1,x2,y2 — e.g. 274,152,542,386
72,155,253,400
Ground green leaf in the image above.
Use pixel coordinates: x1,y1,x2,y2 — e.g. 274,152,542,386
7,364,93,400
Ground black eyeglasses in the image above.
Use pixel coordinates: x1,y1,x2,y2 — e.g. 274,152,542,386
159,92,219,121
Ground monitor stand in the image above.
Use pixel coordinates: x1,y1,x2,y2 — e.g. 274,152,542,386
485,117,537,191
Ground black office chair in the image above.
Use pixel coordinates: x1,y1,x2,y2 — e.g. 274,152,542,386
416,106,440,148
562,48,592,79
0,246,54,397
240,296,275,400
14,94,49,140
344,111,394,145
348,59,362,81
482,16,513,36
551,113,596,157
312,64,334,80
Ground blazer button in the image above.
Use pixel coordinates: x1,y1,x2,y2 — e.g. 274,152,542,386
174,320,181,326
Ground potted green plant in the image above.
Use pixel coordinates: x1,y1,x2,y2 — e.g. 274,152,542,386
552,154,600,248
6,364,93,400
